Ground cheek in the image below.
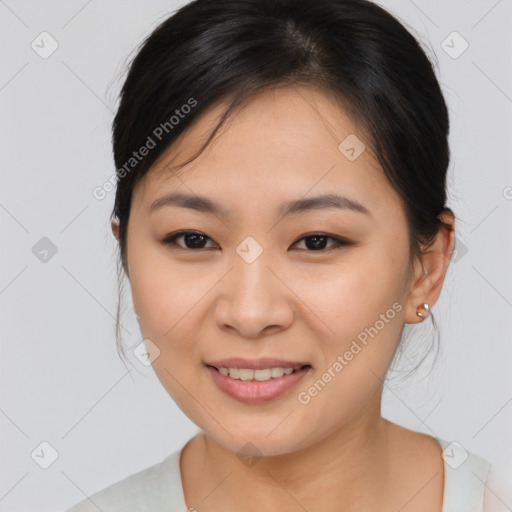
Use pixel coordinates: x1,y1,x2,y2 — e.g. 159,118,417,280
289,252,407,412
128,255,211,413
294,252,407,343
129,245,210,336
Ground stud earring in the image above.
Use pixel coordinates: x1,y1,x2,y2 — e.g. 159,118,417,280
416,303,430,319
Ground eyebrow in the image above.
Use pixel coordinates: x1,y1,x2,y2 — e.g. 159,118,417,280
148,192,371,218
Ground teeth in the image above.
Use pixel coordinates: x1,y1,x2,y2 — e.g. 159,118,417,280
270,367,285,378
215,366,305,381
238,368,255,381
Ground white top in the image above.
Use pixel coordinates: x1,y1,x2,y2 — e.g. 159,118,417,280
66,437,511,512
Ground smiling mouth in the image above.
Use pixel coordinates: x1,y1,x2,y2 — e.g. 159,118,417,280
205,363,312,405
207,364,312,382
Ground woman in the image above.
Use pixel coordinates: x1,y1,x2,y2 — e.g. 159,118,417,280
67,0,509,510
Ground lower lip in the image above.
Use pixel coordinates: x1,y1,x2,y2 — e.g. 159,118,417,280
206,365,311,405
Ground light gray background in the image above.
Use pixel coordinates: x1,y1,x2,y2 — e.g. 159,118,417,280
0,1,511,510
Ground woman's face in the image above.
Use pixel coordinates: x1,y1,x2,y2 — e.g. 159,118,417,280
122,86,422,456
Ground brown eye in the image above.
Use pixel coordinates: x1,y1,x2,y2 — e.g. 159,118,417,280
292,233,352,251
162,231,218,250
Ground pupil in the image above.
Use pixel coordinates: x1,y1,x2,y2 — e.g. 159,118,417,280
306,235,327,250
186,234,206,248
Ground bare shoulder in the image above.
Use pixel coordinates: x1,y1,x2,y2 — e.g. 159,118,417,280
386,420,443,463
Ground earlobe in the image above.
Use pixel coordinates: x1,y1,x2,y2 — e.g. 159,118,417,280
403,257,433,324
415,302,430,319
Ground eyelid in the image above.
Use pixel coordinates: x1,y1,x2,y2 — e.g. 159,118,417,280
161,230,354,252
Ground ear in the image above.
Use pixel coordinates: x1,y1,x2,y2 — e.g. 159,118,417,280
111,218,120,242
404,210,456,324
111,218,130,279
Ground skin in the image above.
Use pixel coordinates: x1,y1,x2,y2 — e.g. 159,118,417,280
112,85,455,511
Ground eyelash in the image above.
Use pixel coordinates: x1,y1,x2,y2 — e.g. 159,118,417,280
161,231,353,252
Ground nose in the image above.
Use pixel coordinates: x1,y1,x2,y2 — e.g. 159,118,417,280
214,250,295,339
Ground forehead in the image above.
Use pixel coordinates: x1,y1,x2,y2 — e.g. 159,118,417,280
133,86,400,217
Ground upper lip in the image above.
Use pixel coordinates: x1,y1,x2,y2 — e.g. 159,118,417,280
205,358,311,370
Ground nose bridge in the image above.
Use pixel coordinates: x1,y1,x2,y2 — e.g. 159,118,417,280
215,237,293,337
231,237,276,305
